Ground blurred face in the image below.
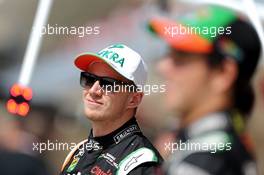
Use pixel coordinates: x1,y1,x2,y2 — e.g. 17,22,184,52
82,61,137,122
157,49,213,115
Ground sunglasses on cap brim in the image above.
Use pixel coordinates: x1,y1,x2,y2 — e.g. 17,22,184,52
80,72,137,92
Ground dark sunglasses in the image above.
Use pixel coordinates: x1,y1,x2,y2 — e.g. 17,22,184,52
80,72,136,92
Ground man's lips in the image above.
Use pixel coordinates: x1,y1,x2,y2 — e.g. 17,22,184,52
85,98,103,105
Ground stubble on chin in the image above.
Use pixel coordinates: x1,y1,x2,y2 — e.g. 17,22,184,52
84,107,108,122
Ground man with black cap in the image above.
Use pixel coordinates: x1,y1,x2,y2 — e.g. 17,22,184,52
60,44,163,175
149,5,261,175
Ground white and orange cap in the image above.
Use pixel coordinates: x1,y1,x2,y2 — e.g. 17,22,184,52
74,44,148,87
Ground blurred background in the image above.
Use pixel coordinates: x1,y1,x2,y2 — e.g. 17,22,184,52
0,0,263,174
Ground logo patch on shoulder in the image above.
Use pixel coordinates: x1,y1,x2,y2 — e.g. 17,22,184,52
116,148,158,175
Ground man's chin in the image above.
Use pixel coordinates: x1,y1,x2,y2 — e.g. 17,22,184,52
84,110,106,121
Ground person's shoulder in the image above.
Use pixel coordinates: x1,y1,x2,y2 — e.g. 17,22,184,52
171,150,256,175
129,133,156,148
115,133,163,175
191,130,233,153
167,130,256,175
117,146,162,175
166,147,233,175
0,150,49,175
121,133,162,157
0,150,44,166
127,133,163,160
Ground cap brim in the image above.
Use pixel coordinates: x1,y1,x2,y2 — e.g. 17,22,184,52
149,18,212,54
74,52,111,71
74,52,130,81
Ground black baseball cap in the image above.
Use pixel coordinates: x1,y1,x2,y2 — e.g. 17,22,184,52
148,5,262,81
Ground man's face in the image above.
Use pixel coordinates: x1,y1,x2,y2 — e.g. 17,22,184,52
82,62,135,122
157,49,213,115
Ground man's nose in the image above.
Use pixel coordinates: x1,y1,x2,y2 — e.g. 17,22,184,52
89,81,103,97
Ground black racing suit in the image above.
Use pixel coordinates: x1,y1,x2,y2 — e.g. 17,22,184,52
164,111,257,175
60,117,163,175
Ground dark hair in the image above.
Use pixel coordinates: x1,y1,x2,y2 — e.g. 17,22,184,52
207,19,261,117
206,55,255,117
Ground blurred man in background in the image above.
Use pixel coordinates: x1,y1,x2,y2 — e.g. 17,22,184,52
0,112,49,175
149,5,261,175
60,44,163,175
0,150,49,175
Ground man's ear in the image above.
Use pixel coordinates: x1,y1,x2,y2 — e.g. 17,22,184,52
211,58,238,93
127,92,144,109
